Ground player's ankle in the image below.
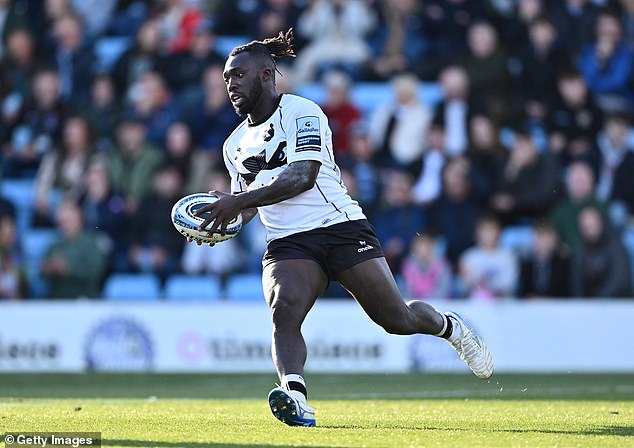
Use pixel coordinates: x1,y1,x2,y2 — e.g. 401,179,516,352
282,374,308,400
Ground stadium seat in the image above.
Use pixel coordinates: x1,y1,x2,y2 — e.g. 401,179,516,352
622,227,634,282
164,275,222,302
500,225,535,256
21,229,58,299
103,274,161,301
1,179,35,231
94,36,133,72
225,274,265,301
215,36,249,57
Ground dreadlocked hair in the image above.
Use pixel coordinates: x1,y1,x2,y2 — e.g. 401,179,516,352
230,28,296,62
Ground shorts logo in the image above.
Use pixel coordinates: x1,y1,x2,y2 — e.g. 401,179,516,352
358,240,374,253
296,116,321,151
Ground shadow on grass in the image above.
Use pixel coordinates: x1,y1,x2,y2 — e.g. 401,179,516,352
102,441,325,448
320,425,634,438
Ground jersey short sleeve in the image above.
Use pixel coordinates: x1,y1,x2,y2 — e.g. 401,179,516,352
282,99,328,164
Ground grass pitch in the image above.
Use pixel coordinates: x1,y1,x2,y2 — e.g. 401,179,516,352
1,373,633,447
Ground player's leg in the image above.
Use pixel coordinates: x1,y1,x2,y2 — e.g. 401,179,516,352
263,259,328,377
337,257,494,379
262,258,328,426
336,257,445,335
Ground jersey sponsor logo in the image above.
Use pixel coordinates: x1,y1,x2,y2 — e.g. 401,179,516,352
240,141,287,184
296,116,321,150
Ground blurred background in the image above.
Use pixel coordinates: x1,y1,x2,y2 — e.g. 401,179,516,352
0,0,633,375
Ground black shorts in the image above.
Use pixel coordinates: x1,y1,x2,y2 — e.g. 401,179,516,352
262,219,385,280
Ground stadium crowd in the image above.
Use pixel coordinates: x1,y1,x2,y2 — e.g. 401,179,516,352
1,0,634,300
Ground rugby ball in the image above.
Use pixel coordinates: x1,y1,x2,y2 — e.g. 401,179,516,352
171,193,242,244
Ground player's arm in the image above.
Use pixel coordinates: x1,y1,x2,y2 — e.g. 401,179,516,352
196,160,320,235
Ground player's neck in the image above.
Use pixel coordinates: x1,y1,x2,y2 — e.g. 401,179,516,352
248,91,282,126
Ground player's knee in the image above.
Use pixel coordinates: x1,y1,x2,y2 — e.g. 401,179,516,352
379,319,409,335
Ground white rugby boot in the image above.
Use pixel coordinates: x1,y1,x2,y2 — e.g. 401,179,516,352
268,387,316,427
445,311,494,379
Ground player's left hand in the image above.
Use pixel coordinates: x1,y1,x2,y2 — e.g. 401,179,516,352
194,190,243,237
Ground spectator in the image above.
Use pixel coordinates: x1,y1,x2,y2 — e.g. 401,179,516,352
459,214,518,300
412,123,447,205
369,0,427,80
35,115,101,227
108,117,163,213
622,0,634,49
186,64,243,164
0,28,41,105
458,21,511,122
549,0,598,54
421,0,488,72
112,19,166,97
550,161,609,249
79,75,121,152
0,215,27,299
369,73,432,175
294,0,376,83
338,126,381,216
163,121,210,194
570,205,632,297
3,69,68,178
490,129,561,224
578,11,634,111
41,199,107,298
511,15,566,121
128,164,184,280
519,220,571,298
428,156,482,266
50,14,96,106
161,19,224,93
320,70,362,156
126,71,180,146
373,169,426,272
547,69,604,165
432,66,473,157
0,194,16,220
591,111,634,215
157,0,203,54
465,115,505,204
401,231,451,300
70,0,117,39
79,160,128,273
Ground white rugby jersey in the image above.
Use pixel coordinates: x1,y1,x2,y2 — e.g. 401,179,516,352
223,94,365,242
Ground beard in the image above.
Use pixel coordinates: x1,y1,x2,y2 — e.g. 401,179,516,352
234,78,264,117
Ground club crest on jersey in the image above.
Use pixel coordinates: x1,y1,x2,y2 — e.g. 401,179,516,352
263,123,275,142
296,116,321,151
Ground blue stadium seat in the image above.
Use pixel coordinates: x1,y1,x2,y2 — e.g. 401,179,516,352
94,36,133,72
225,274,264,301
103,274,161,301
1,179,35,231
216,36,249,57
622,227,634,282
164,275,222,302
21,229,58,298
500,225,535,256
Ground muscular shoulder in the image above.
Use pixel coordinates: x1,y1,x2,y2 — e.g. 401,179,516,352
279,94,325,119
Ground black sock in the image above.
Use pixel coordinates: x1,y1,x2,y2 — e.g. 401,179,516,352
287,381,308,399
440,314,453,339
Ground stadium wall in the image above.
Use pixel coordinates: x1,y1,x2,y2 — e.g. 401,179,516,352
1,300,633,373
